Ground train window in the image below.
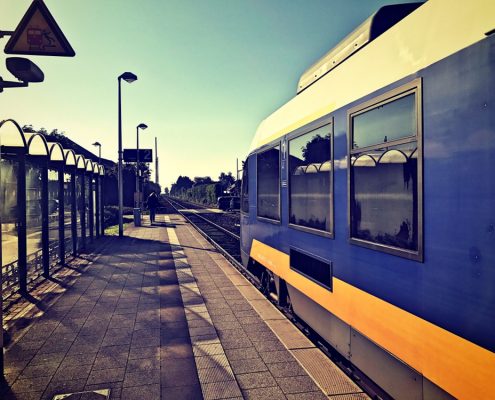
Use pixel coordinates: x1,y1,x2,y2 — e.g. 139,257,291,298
257,145,280,221
352,93,416,150
288,124,332,233
349,80,422,260
241,159,249,213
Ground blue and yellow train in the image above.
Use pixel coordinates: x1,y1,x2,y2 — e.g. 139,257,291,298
239,1,495,399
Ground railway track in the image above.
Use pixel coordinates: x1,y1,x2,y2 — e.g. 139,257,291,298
164,196,388,400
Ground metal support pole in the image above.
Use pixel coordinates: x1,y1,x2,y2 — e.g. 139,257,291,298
136,126,140,208
118,77,124,237
58,169,65,265
95,175,100,238
100,176,105,236
18,153,27,294
80,173,86,250
71,171,77,256
88,174,94,242
41,161,49,278
155,137,158,185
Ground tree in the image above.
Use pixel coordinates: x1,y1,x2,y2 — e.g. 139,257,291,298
302,134,331,164
193,176,213,186
170,175,194,196
218,172,235,192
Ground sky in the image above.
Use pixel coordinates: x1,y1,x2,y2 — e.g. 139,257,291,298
0,0,414,190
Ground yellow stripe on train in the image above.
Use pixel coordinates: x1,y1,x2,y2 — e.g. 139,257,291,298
250,239,495,400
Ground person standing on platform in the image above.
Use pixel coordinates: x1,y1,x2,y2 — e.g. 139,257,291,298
147,191,159,224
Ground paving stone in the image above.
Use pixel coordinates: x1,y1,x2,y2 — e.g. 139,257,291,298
267,361,307,378
30,351,67,365
276,375,321,394
19,362,60,378
11,376,51,393
202,380,243,400
123,368,161,387
120,384,161,400
230,357,268,374
197,365,235,384
253,339,287,352
128,345,160,360
224,347,260,361
236,371,277,390
242,386,287,400
161,384,203,400
86,367,125,385
285,392,329,400
260,350,296,364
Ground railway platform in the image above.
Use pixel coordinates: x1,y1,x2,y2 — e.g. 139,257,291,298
1,213,367,400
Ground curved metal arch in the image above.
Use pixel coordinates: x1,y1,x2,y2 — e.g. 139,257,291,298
75,154,87,170
26,132,49,156
377,149,408,164
64,149,77,166
48,142,65,162
0,119,28,149
352,154,377,167
85,159,94,172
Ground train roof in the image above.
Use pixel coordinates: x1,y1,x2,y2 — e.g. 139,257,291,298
249,0,495,153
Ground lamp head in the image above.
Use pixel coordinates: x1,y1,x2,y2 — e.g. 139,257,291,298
119,72,137,83
6,57,44,83
92,142,101,147
137,123,148,130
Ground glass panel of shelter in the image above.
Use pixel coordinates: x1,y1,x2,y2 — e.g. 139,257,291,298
48,168,59,264
63,172,73,255
25,161,43,286
1,158,19,298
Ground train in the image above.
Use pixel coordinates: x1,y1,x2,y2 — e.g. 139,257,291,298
239,1,495,399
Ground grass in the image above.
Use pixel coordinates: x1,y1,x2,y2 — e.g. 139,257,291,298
104,218,133,236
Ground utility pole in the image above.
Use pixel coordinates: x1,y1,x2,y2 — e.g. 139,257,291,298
155,137,159,185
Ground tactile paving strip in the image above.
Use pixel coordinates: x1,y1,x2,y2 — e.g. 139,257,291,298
292,348,365,396
165,216,243,400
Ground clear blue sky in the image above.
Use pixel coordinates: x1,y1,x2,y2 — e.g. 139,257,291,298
1,0,413,189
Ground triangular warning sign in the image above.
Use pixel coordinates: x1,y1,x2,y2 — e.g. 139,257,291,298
5,0,75,57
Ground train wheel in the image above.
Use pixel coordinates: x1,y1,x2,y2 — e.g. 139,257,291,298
285,291,294,315
260,270,271,297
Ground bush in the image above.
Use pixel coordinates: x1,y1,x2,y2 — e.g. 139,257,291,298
104,205,134,228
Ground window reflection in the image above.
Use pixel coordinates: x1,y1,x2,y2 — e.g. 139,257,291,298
351,144,418,251
353,94,416,149
289,125,332,232
257,146,280,220
1,159,18,267
350,88,420,254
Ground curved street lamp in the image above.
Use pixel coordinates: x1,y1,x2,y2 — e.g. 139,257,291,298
136,123,148,208
118,72,137,237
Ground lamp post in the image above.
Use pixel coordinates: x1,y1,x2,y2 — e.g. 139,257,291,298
92,141,101,165
136,123,148,208
118,72,137,237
